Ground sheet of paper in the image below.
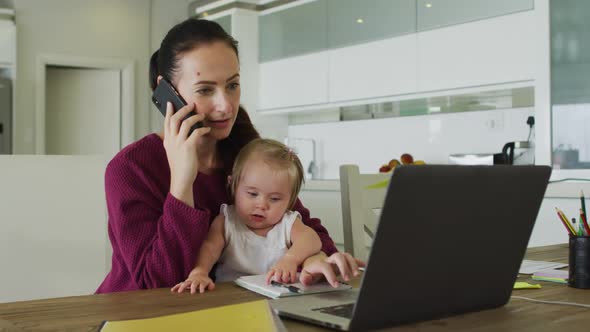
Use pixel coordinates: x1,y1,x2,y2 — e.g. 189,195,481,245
518,260,568,274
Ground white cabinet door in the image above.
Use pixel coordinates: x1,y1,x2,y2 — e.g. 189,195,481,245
329,35,418,103
298,189,344,246
258,51,329,111
0,20,15,65
417,10,536,92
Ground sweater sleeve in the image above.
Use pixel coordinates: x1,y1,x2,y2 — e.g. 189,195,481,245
105,158,210,289
292,198,338,256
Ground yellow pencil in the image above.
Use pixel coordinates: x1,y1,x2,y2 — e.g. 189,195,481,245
555,207,576,235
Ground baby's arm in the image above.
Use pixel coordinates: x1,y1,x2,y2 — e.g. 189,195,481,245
171,213,226,294
266,217,322,284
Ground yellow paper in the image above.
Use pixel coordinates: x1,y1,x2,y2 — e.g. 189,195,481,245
513,282,542,289
100,300,277,332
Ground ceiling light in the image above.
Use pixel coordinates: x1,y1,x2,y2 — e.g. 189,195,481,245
356,18,364,24
425,3,432,8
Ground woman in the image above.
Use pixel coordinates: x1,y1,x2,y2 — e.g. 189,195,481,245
96,18,361,293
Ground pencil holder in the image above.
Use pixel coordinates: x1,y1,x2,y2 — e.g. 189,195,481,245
568,235,590,289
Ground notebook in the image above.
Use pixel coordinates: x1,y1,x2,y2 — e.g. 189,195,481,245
532,269,569,284
99,300,283,332
235,274,351,299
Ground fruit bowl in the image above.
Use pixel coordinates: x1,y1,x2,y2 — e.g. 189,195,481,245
379,153,425,173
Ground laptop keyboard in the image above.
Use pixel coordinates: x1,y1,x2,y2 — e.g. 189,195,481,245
312,303,355,319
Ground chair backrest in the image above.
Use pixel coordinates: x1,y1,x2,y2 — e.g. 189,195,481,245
0,155,109,302
339,164,390,261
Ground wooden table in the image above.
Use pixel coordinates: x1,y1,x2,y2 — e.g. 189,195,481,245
1,244,589,332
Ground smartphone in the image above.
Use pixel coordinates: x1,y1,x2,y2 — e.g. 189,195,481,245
152,79,202,132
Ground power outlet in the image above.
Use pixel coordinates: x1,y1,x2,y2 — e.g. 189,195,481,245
485,112,504,131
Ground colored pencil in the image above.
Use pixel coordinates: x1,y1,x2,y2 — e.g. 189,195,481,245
555,207,576,235
580,208,590,236
581,190,588,223
584,209,586,236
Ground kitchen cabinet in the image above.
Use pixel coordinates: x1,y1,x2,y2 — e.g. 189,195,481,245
416,10,536,92
298,181,344,246
258,51,329,110
258,0,327,63
328,34,418,103
416,0,534,31
256,3,537,112
327,0,415,49
0,20,15,65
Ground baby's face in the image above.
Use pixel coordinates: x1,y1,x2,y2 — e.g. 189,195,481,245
234,159,292,234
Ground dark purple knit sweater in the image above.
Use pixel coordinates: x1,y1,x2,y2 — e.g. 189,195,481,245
96,134,337,293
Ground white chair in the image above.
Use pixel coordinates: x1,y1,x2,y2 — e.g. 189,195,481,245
339,164,390,262
0,155,109,302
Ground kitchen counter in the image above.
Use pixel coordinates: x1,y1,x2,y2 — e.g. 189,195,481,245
302,179,340,191
303,177,590,198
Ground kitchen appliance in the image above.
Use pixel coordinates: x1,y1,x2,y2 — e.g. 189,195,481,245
494,141,534,165
0,77,11,154
449,141,534,166
450,116,535,166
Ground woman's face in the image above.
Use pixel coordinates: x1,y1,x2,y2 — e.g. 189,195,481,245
174,41,241,141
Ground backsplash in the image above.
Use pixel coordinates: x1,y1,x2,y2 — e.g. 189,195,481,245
288,107,534,179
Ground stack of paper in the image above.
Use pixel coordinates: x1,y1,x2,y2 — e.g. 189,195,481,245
532,269,569,284
235,274,352,299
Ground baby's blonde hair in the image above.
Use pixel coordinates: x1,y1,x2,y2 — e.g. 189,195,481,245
229,138,305,209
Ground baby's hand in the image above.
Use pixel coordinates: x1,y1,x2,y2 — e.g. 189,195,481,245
266,254,299,284
171,270,215,294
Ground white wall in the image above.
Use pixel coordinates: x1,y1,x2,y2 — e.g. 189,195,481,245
289,107,534,179
14,0,194,154
14,0,150,153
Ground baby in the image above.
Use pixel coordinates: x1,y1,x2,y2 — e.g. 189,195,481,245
172,138,322,293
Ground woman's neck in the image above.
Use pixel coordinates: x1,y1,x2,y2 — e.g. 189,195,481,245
197,139,219,174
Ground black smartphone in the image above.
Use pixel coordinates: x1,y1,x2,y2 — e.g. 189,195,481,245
152,79,202,132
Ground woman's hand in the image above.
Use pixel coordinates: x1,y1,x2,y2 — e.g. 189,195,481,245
299,252,365,287
163,102,210,206
171,270,215,294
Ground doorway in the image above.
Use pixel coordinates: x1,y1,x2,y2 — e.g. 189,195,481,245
35,54,135,155
45,66,120,156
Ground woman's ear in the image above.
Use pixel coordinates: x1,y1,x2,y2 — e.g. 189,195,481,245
156,75,163,86
227,175,232,186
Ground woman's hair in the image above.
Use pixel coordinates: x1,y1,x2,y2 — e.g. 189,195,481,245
229,138,305,209
150,18,259,176
149,18,238,91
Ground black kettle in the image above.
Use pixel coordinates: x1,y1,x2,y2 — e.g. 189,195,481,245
494,116,535,165
494,142,515,165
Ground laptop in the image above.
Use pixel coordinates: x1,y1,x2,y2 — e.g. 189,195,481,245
271,165,551,331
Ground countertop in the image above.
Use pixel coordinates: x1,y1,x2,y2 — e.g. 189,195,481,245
302,179,340,191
